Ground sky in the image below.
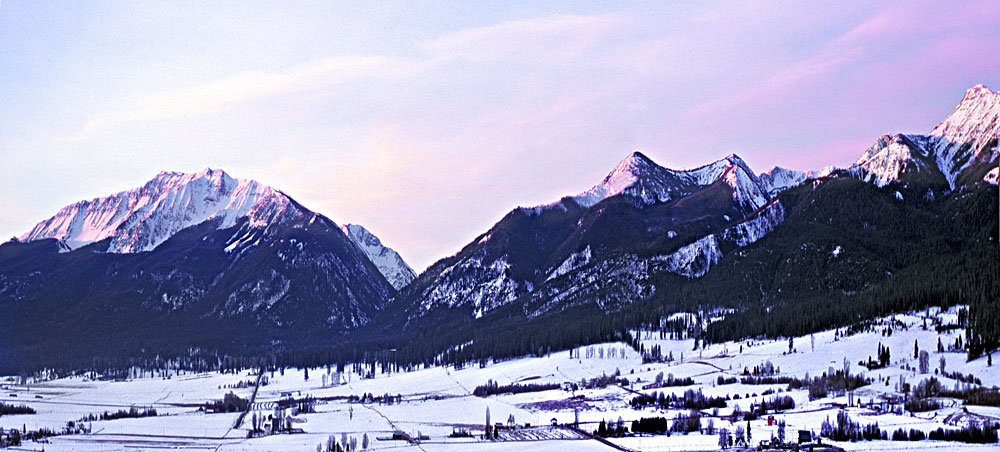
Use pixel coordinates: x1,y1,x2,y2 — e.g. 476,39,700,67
1,1,998,271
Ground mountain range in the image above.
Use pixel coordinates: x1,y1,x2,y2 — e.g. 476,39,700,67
385,83,998,364
394,84,998,325
1,84,997,373
0,169,407,368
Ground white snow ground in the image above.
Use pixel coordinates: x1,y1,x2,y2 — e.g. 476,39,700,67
2,306,997,451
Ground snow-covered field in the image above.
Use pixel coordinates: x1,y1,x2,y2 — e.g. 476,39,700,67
1,306,997,451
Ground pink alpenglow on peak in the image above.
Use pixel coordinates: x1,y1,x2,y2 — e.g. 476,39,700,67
19,169,293,253
852,134,935,187
926,84,1000,187
758,166,811,197
843,84,999,189
570,151,658,208
566,151,770,212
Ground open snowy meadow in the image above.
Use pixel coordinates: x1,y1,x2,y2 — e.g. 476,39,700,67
1,306,997,451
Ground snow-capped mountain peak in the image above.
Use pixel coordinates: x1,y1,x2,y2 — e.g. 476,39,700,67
687,153,752,185
685,153,769,211
841,84,999,189
612,150,658,172
926,84,1000,187
929,84,998,140
571,151,659,207
568,152,768,211
340,224,417,290
849,134,939,187
758,166,810,197
19,169,293,253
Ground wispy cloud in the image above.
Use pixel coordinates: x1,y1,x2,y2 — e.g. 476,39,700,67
421,14,624,63
62,13,624,144
69,55,420,141
679,0,1000,168
834,1,1000,47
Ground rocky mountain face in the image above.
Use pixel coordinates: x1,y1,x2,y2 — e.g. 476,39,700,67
758,166,810,197
1,170,396,364
569,152,770,212
20,169,290,253
926,84,1000,187
341,224,417,290
844,84,999,189
753,85,998,193
392,152,785,323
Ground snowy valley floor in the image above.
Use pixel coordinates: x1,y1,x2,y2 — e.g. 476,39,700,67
1,306,998,451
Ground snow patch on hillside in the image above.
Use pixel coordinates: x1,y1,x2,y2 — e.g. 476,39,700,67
420,255,524,318
546,245,591,282
526,254,653,317
223,269,291,314
720,200,785,247
652,234,721,278
721,162,769,211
